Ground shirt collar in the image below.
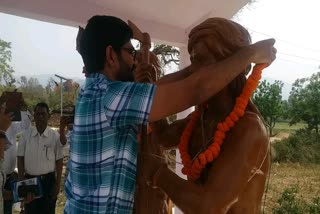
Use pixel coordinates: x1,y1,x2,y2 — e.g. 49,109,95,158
84,73,109,89
31,126,49,137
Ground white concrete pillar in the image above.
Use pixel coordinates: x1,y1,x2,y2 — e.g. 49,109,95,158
173,45,193,214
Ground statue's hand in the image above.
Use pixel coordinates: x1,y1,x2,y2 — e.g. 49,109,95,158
134,63,155,83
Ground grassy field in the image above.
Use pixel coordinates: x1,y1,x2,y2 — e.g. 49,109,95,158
273,122,306,134
44,122,320,213
53,164,320,214
263,163,320,213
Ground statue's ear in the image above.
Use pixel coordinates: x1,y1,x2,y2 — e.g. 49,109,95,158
76,26,85,53
190,42,216,65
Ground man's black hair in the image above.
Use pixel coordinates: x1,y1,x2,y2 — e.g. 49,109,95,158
34,102,50,113
80,15,133,74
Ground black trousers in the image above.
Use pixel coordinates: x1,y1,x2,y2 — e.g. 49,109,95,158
24,172,56,214
3,173,16,214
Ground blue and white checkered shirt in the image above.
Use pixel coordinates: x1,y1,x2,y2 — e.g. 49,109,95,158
64,73,156,214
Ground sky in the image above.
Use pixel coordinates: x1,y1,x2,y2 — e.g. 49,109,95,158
234,0,320,83
0,0,320,98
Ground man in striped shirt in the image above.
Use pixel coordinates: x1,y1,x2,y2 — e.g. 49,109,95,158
64,15,276,213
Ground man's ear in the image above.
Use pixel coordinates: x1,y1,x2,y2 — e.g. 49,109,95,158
105,46,117,67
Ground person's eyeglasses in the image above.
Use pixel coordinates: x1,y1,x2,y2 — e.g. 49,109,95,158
122,47,137,61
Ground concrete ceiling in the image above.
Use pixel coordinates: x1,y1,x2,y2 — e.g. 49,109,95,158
0,0,249,46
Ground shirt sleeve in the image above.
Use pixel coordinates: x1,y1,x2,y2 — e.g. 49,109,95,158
55,132,64,161
17,130,27,157
20,111,32,130
104,81,156,128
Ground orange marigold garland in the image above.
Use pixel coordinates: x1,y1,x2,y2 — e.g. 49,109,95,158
178,64,267,180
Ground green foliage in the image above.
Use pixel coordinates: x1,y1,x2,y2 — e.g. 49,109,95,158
288,72,320,134
273,186,306,214
45,78,79,112
273,186,320,214
273,129,320,163
308,197,320,214
17,76,47,109
253,80,284,135
152,44,180,67
0,38,15,86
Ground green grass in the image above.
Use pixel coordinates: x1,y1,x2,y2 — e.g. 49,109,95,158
264,163,320,213
273,122,306,134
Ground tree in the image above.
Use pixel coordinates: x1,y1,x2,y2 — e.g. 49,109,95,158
288,72,320,135
46,78,80,111
0,38,15,86
152,44,180,67
18,76,47,108
252,80,284,136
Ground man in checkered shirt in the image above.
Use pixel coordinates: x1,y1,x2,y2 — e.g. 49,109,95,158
64,15,276,214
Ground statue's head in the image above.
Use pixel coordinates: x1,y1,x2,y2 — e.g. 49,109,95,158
188,18,252,100
188,17,251,64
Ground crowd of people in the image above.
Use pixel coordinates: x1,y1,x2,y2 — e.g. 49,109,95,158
0,15,276,214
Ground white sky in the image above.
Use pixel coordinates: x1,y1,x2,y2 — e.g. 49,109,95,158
0,0,320,86
234,0,320,83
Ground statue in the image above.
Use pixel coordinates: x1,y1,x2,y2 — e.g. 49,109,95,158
142,17,270,213
133,51,173,214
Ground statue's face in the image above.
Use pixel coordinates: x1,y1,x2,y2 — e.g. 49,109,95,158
190,41,220,66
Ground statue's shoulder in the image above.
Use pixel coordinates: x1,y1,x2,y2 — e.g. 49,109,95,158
234,111,268,142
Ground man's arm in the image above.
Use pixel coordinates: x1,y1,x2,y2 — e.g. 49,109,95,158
17,131,27,180
155,66,193,85
17,157,25,180
148,39,276,122
53,131,64,199
59,116,72,145
53,158,63,199
55,159,63,185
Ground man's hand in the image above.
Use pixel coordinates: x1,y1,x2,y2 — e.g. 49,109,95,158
250,38,277,65
133,63,156,83
60,116,73,131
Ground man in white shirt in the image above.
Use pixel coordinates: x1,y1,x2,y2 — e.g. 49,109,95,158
3,111,31,214
17,102,64,214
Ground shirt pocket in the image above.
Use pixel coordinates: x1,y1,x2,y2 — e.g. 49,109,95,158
45,147,55,160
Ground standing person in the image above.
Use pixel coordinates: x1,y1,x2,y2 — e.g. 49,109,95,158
3,110,31,214
0,104,13,213
64,15,276,213
17,102,64,214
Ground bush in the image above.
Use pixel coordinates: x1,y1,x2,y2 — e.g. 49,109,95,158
308,197,320,214
273,186,320,214
273,186,306,214
273,129,320,163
